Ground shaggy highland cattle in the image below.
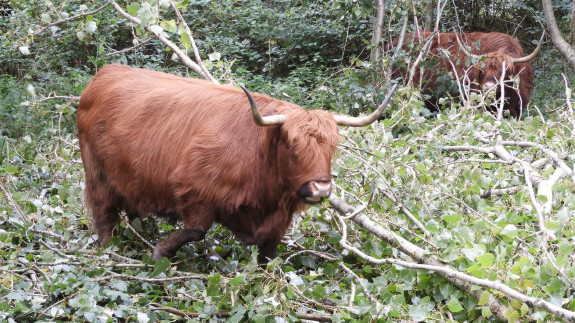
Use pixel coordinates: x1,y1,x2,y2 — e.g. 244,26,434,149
77,64,396,263
388,31,543,118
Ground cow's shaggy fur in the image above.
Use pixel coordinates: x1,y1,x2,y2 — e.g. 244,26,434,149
77,64,340,262
388,31,535,118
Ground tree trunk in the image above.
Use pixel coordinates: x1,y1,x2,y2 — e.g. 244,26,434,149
423,0,434,31
370,0,385,61
542,0,575,73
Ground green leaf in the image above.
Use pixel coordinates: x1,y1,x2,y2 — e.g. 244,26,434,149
181,33,191,48
149,25,163,35
447,298,464,312
193,301,204,312
408,298,434,321
520,303,529,316
126,3,140,16
162,19,178,33
569,299,575,311
478,291,491,306
5,165,19,174
312,285,326,300
476,253,495,268
500,225,518,240
503,307,519,322
41,13,51,23
442,214,463,224
482,306,492,318
149,257,170,277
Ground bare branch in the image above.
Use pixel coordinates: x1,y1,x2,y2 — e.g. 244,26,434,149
338,262,381,306
0,178,29,223
109,0,218,83
515,159,550,247
479,186,521,198
91,272,208,283
104,38,153,57
370,0,385,62
498,140,574,182
168,0,217,83
119,212,154,249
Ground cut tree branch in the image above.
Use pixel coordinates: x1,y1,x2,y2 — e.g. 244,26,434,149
330,195,575,322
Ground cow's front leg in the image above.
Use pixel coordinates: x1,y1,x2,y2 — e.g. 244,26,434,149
152,205,214,261
254,210,293,264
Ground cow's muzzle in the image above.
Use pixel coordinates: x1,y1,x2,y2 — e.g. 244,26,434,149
298,180,332,204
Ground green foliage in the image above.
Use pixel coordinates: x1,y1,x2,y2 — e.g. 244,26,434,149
1,0,575,322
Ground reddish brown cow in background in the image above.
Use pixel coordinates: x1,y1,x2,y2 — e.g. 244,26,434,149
77,64,396,263
388,31,542,118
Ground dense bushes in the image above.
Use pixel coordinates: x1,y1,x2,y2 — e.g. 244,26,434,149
2,1,575,322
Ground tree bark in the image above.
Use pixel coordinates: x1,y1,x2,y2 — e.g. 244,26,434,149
423,0,434,31
542,0,575,73
370,0,385,61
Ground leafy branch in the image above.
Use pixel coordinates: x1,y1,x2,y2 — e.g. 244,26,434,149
330,195,575,322
108,0,217,83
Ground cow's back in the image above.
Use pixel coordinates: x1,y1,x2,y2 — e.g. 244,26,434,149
78,64,301,215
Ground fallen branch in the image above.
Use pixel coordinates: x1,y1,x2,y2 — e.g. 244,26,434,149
150,303,333,322
91,272,208,283
499,140,575,182
339,144,430,237
330,195,508,321
331,195,575,321
119,212,154,249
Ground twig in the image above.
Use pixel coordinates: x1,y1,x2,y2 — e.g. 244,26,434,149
106,252,139,264
561,73,575,137
338,262,381,306
289,283,340,311
150,303,333,322
31,2,111,36
119,212,154,249
330,194,508,321
91,272,208,283
284,249,337,264
479,186,521,198
104,38,153,57
168,0,216,83
38,239,73,259
39,292,80,320
36,95,80,103
109,0,217,83
31,229,69,248
0,179,29,223
332,195,575,321
150,303,229,318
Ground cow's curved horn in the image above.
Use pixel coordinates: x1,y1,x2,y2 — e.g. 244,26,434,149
239,84,286,126
512,30,545,63
455,33,483,60
333,84,398,127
